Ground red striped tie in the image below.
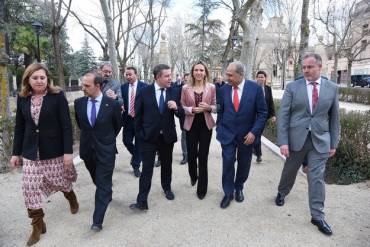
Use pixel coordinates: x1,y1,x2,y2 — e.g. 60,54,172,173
129,84,135,117
311,81,318,112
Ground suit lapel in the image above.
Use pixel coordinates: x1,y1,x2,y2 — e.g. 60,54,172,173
150,84,161,114
299,80,311,114
225,84,234,112
81,97,91,126
238,80,249,111
313,79,327,115
25,96,37,128
95,96,107,126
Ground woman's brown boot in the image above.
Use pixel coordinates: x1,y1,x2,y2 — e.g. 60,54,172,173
26,208,46,246
63,190,79,214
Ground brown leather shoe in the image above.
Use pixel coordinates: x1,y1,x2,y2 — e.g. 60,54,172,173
63,190,79,214
26,208,46,246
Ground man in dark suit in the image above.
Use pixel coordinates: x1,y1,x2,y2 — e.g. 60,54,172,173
253,70,276,163
74,70,122,231
216,61,268,209
129,64,183,211
121,66,147,177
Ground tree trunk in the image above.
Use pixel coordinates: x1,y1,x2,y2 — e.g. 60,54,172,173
51,28,65,88
332,52,339,83
100,0,119,81
0,0,12,171
295,0,310,79
221,17,238,74
347,59,352,87
239,1,263,79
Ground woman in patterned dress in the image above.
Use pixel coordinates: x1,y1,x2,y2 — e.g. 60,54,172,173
180,61,217,199
10,63,79,246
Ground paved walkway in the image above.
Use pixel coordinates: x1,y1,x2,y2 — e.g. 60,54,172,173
1,130,370,246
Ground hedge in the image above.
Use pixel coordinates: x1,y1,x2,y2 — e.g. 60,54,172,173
339,87,370,105
263,100,370,185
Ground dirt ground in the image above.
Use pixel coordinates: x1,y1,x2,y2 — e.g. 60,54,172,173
1,131,369,247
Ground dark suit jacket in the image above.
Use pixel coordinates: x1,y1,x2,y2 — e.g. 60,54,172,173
121,81,147,128
12,91,73,160
216,80,268,145
74,95,122,164
263,85,276,119
135,84,184,144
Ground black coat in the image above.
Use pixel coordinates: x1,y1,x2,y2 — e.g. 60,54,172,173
74,95,122,164
263,85,276,119
12,91,73,160
121,80,147,128
135,84,184,144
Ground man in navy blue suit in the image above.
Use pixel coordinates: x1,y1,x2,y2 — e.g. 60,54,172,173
129,64,184,211
216,61,268,209
121,67,147,177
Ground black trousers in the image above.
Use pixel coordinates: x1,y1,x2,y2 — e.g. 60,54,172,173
137,134,174,203
83,151,115,226
122,117,141,169
186,113,212,196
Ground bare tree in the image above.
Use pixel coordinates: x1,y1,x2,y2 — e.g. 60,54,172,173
100,0,119,80
295,0,310,79
313,0,357,83
50,0,72,88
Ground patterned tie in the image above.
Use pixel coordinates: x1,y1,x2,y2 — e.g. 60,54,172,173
90,99,97,126
129,84,135,117
159,88,165,114
311,81,318,112
233,86,239,112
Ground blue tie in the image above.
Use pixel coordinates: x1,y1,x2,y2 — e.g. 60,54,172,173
90,99,97,126
159,88,165,114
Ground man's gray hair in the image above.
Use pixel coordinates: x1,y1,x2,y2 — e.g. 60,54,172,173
302,53,322,65
230,61,245,76
99,61,112,69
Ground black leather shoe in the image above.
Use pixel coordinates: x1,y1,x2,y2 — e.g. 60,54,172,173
154,160,161,167
275,192,285,206
133,168,141,177
256,156,262,163
220,195,234,209
311,218,333,236
129,202,148,211
197,192,206,200
164,190,175,200
235,190,244,202
90,224,102,232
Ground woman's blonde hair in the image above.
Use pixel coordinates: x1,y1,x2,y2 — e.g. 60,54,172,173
188,61,210,87
19,63,61,97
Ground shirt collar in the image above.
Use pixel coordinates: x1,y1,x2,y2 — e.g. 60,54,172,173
234,79,245,89
154,82,166,91
129,80,137,87
89,92,103,102
306,77,322,85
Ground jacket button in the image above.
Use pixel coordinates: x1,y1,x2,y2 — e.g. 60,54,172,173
36,129,39,133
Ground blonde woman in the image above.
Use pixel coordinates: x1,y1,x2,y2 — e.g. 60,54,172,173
181,61,216,199
10,63,78,246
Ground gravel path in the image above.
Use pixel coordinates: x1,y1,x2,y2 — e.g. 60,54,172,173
1,130,369,247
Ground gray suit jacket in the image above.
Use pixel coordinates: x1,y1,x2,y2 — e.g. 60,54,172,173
277,78,340,153
102,79,123,105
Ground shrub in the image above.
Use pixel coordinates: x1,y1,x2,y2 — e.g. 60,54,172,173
263,100,370,184
339,87,370,105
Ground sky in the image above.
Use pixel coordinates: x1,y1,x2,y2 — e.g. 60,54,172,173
66,0,232,56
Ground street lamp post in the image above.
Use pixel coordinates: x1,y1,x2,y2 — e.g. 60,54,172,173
31,21,43,62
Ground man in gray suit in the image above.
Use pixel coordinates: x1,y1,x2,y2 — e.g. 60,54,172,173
275,53,340,236
99,62,123,105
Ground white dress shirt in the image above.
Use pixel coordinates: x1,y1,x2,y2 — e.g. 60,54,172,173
128,80,138,112
87,92,103,125
154,82,166,106
306,77,321,114
231,79,245,103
